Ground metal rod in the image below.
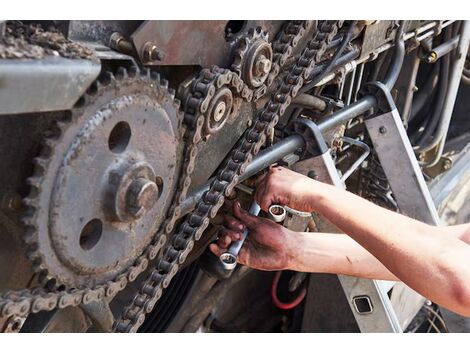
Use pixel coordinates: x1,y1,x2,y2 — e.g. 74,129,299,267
340,137,371,182
180,135,304,214
425,35,460,63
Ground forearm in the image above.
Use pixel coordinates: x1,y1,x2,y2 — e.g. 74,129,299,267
287,232,398,281
309,181,470,316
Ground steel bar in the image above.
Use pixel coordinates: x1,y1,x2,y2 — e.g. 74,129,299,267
180,135,304,214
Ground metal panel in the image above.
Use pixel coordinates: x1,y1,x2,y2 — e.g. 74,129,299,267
300,150,402,332
365,108,440,329
0,57,100,115
365,109,440,224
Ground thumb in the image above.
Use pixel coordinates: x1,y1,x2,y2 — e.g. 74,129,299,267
232,201,260,230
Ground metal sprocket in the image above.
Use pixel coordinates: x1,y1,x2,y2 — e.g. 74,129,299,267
21,67,183,289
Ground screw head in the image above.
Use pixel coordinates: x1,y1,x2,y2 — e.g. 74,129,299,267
126,177,159,218
213,101,226,122
255,55,272,75
379,126,387,134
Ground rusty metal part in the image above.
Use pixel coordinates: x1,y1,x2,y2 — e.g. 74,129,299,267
0,68,179,325
232,27,273,89
21,67,182,289
109,32,134,54
1,21,94,60
114,20,341,333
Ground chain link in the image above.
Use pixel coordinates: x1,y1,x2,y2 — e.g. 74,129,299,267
113,20,341,333
0,21,341,333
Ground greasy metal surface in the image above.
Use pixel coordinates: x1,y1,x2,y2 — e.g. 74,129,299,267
0,57,100,115
131,21,283,67
189,103,253,191
23,70,182,287
131,21,230,66
115,21,338,333
68,21,143,45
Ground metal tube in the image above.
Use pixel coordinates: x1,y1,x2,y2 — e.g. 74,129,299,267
316,95,377,132
291,93,327,111
180,21,446,217
340,137,371,182
425,35,460,63
180,135,304,214
418,20,470,159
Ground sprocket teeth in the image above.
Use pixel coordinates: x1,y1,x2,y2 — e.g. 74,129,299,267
140,67,151,78
115,66,128,79
128,66,138,77
150,71,160,81
160,79,169,89
99,72,113,85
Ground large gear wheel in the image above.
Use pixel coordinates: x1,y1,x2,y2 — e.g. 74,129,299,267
231,26,273,90
21,67,183,289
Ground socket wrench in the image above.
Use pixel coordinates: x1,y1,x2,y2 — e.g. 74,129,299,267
219,201,261,270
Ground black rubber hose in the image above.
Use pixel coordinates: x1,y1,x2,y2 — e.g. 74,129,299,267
383,21,405,89
299,21,358,95
414,28,452,151
409,63,440,121
413,54,449,149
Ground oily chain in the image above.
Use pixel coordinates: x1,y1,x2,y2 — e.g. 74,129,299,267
114,20,341,333
0,20,339,332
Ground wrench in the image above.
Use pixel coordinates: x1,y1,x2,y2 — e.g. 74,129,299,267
219,201,261,270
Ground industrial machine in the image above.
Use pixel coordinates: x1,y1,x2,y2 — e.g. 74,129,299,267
0,20,469,333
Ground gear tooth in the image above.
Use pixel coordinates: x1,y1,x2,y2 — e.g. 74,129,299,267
99,72,113,86
167,87,176,99
33,157,48,174
150,71,160,81
160,79,169,89
128,66,138,77
26,175,41,189
140,67,151,78
115,66,128,79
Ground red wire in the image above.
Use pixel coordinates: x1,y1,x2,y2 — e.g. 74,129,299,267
271,271,307,310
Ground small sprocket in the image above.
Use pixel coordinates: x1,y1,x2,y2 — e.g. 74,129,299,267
21,67,183,289
231,26,273,89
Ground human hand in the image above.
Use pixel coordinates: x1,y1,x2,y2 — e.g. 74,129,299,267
255,166,321,213
209,201,298,271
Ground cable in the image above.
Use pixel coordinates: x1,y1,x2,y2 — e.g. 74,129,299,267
426,317,441,333
299,21,358,95
271,271,307,310
414,28,451,152
383,21,405,89
423,305,448,332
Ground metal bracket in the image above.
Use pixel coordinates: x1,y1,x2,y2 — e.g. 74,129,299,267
286,118,328,157
358,81,397,118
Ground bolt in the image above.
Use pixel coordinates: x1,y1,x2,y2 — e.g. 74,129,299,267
379,126,387,134
443,159,452,170
412,85,419,92
142,42,165,63
307,170,317,179
255,55,272,76
126,177,159,218
109,32,133,54
213,101,226,122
